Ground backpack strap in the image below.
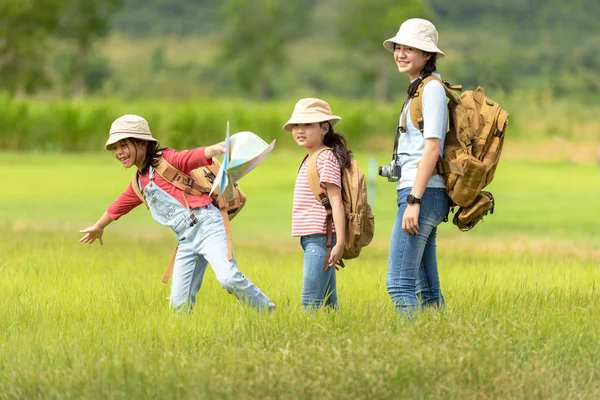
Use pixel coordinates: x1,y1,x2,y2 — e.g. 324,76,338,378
306,147,330,200
155,157,209,196
151,157,235,283
154,157,212,226
305,147,340,270
401,75,442,133
405,76,463,177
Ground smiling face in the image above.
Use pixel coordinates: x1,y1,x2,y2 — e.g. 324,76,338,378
108,139,147,169
393,44,431,80
291,122,328,152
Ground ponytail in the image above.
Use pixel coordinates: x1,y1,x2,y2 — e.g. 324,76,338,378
321,122,353,169
133,139,165,174
407,52,437,98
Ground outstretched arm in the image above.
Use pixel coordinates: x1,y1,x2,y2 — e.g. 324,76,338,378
170,143,226,173
204,142,226,159
79,212,114,246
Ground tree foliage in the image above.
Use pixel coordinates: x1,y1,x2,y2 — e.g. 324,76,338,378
0,0,63,93
0,0,123,95
2,0,600,99
336,0,430,101
57,0,123,96
215,0,309,99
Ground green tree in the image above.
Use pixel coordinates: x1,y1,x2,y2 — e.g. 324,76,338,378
337,0,430,102
57,0,123,96
217,0,308,99
0,0,62,94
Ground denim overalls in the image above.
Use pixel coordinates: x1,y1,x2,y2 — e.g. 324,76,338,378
142,167,275,312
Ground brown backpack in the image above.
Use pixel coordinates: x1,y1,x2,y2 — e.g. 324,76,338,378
401,76,509,231
131,157,246,282
305,147,375,268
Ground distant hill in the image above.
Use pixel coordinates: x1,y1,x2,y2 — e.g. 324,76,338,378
108,0,600,95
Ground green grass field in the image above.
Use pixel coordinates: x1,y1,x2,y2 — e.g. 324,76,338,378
1,150,599,399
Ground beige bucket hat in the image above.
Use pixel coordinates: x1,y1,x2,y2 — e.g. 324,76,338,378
105,114,157,150
282,98,342,132
383,18,445,58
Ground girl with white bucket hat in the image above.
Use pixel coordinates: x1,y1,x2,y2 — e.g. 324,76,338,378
283,98,351,311
79,114,275,312
382,19,450,316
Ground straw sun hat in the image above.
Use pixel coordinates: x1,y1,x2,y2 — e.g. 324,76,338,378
383,18,445,58
282,98,342,132
105,114,157,150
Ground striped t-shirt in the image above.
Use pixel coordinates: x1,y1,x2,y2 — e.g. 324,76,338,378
292,150,342,237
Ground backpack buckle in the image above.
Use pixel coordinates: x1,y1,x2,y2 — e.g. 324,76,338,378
183,176,195,188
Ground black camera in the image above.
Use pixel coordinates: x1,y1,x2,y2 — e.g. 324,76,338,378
378,159,401,182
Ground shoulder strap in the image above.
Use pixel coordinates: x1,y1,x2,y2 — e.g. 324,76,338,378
131,173,148,209
305,146,335,270
406,76,463,134
306,146,331,201
154,157,209,196
405,75,442,133
408,76,462,176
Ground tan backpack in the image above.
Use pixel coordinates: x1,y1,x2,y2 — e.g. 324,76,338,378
305,147,375,268
131,157,246,282
401,76,509,231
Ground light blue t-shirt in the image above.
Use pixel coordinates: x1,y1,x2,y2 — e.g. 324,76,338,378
396,73,448,190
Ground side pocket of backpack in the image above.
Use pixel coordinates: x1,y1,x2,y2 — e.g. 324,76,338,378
447,153,486,207
482,109,509,186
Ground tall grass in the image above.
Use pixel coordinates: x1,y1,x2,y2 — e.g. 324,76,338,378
0,151,599,398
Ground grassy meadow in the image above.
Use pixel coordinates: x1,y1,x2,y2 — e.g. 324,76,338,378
1,148,599,399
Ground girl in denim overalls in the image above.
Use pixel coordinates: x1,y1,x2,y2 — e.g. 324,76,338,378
382,19,450,315
80,114,275,312
282,98,352,311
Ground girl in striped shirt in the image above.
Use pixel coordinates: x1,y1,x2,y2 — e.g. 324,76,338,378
282,98,352,310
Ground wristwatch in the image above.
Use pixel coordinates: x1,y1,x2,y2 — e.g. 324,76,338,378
406,194,422,205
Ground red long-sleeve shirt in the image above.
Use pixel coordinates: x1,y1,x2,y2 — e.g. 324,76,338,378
107,148,213,220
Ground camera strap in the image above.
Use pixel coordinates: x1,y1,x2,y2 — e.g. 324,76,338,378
392,97,410,160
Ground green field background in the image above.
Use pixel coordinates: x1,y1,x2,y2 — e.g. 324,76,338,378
1,150,599,399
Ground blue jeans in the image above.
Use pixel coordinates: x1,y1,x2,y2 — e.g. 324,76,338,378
300,234,338,310
169,205,275,312
143,167,275,312
387,187,449,314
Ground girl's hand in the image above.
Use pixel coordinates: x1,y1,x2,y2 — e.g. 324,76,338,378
79,225,105,246
205,142,226,159
402,204,420,235
326,242,345,271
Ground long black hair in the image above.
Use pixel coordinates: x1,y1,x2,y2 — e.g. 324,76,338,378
407,52,437,98
321,122,353,169
129,139,165,174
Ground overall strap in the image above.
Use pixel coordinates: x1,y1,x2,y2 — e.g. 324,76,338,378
131,172,148,209
154,158,237,283
154,157,210,226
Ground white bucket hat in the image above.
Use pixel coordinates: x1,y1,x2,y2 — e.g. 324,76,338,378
105,114,157,150
383,18,445,58
282,98,342,132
